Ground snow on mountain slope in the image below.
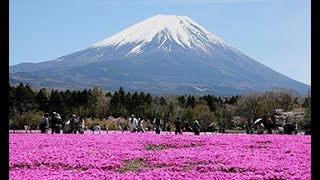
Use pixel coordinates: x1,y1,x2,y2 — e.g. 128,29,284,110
91,15,232,55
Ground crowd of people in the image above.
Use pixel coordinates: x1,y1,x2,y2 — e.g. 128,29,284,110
127,114,201,135
38,112,304,135
39,112,85,134
37,113,203,136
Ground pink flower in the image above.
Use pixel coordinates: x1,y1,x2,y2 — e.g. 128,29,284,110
9,134,310,180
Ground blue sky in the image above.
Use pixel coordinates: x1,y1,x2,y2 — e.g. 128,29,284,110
9,0,310,85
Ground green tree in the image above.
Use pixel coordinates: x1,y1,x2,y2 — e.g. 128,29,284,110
19,111,44,130
182,107,196,130
35,88,49,113
88,86,108,118
177,96,186,107
215,106,234,129
160,97,167,106
145,93,153,105
9,84,16,119
186,95,196,108
302,92,311,130
49,90,64,113
14,83,36,114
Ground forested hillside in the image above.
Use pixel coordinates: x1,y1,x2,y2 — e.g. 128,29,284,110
9,83,310,132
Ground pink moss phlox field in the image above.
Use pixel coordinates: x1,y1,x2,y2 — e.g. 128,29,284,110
9,134,310,180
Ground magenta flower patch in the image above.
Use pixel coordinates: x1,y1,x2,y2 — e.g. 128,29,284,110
9,134,311,179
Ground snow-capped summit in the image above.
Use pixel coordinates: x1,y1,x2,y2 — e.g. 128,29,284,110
91,14,230,55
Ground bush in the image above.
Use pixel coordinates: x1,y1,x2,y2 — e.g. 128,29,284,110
106,123,119,130
11,111,44,130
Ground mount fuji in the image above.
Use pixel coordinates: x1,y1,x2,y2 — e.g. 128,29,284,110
9,15,310,96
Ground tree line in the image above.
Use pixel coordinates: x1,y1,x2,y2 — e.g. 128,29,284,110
9,83,310,132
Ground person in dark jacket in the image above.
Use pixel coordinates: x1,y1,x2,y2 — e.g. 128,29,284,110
155,117,161,134
51,112,63,134
51,112,57,134
70,114,78,134
193,120,201,135
40,113,49,134
174,117,182,134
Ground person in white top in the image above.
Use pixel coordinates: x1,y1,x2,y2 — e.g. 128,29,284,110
93,123,101,134
129,114,138,133
257,122,265,134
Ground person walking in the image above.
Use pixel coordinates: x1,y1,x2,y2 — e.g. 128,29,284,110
155,117,161,134
39,113,49,134
257,122,265,134
93,123,101,134
63,117,71,134
51,112,63,134
174,117,182,134
129,114,138,133
78,118,85,134
51,112,57,134
193,119,201,135
137,117,145,132
105,124,109,134
70,114,78,134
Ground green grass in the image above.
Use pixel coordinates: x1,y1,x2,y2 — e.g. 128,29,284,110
224,129,247,134
145,144,171,151
118,159,145,173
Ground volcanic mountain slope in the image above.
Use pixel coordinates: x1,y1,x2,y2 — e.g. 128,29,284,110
9,14,310,96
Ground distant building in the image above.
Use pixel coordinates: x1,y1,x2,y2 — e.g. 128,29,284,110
274,108,304,126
